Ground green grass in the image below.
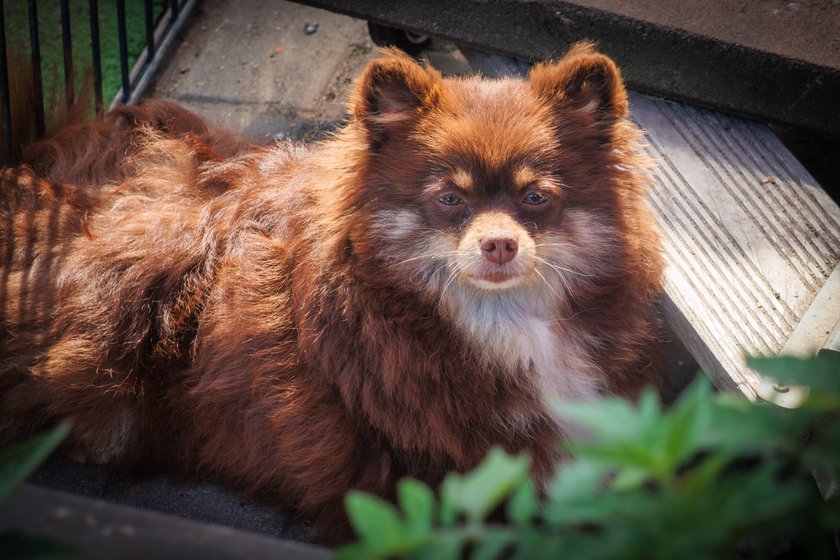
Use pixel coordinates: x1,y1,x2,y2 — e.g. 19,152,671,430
4,0,167,107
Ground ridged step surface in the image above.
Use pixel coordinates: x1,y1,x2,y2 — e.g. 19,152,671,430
631,93,840,398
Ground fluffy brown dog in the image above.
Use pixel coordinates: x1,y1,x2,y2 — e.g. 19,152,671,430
0,45,662,540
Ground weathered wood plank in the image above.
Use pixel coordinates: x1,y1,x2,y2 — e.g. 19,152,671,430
630,94,840,399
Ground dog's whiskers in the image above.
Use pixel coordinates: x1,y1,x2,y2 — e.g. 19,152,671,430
533,267,563,301
394,251,461,266
533,256,596,279
440,261,465,299
532,256,574,296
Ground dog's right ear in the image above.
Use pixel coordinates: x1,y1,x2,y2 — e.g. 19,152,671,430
529,43,628,126
352,49,441,150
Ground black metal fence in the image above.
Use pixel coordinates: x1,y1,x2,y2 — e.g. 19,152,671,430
0,0,198,160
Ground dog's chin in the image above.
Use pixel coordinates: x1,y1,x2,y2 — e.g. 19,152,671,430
463,271,528,291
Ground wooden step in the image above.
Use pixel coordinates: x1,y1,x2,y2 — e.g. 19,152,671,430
631,94,840,399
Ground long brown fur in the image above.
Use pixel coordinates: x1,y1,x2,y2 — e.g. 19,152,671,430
0,45,663,542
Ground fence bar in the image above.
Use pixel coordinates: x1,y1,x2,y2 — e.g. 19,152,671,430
116,0,130,104
171,0,179,19
26,0,44,136
126,0,198,106
144,0,155,60
0,0,12,160
60,0,73,107
88,0,103,112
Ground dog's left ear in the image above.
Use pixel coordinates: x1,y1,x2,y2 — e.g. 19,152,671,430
529,43,628,124
352,49,441,149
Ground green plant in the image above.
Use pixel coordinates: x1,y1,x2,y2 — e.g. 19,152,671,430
0,422,75,559
337,354,840,559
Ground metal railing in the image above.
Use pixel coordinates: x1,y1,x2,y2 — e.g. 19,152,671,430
0,0,198,160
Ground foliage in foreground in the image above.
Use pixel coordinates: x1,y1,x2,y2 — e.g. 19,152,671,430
337,354,840,559
0,422,75,559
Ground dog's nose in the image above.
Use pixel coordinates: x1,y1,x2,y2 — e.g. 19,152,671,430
480,235,518,264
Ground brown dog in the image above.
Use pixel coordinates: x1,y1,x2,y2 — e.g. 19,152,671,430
0,45,663,540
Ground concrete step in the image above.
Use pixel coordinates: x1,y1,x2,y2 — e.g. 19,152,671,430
293,0,840,137
0,485,328,560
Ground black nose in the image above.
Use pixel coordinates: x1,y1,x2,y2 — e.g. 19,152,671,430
480,235,518,264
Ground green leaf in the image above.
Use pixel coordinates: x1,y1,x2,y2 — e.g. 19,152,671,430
333,542,380,560
409,533,462,560
397,479,435,540
0,423,71,503
711,461,811,532
567,378,715,488
448,448,530,523
678,454,730,496
344,492,404,554
547,459,608,503
508,528,559,560
611,466,650,492
747,353,840,393
554,397,657,443
507,479,538,525
0,531,76,559
702,396,805,454
661,376,713,465
544,460,612,526
637,388,661,424
439,475,462,527
471,531,513,560
567,439,676,491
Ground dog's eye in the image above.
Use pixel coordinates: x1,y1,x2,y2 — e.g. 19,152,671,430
522,192,548,205
438,194,464,206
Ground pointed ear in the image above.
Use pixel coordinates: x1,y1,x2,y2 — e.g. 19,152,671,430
352,49,441,149
529,43,628,124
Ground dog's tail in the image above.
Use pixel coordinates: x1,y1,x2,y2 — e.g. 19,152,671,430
0,50,258,191
0,49,94,165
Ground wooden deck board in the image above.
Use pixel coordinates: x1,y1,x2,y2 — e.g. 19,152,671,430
630,94,840,398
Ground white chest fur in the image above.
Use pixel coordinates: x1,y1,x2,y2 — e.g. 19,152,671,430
441,285,603,437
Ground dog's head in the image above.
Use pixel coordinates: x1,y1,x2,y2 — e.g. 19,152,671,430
348,45,643,316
